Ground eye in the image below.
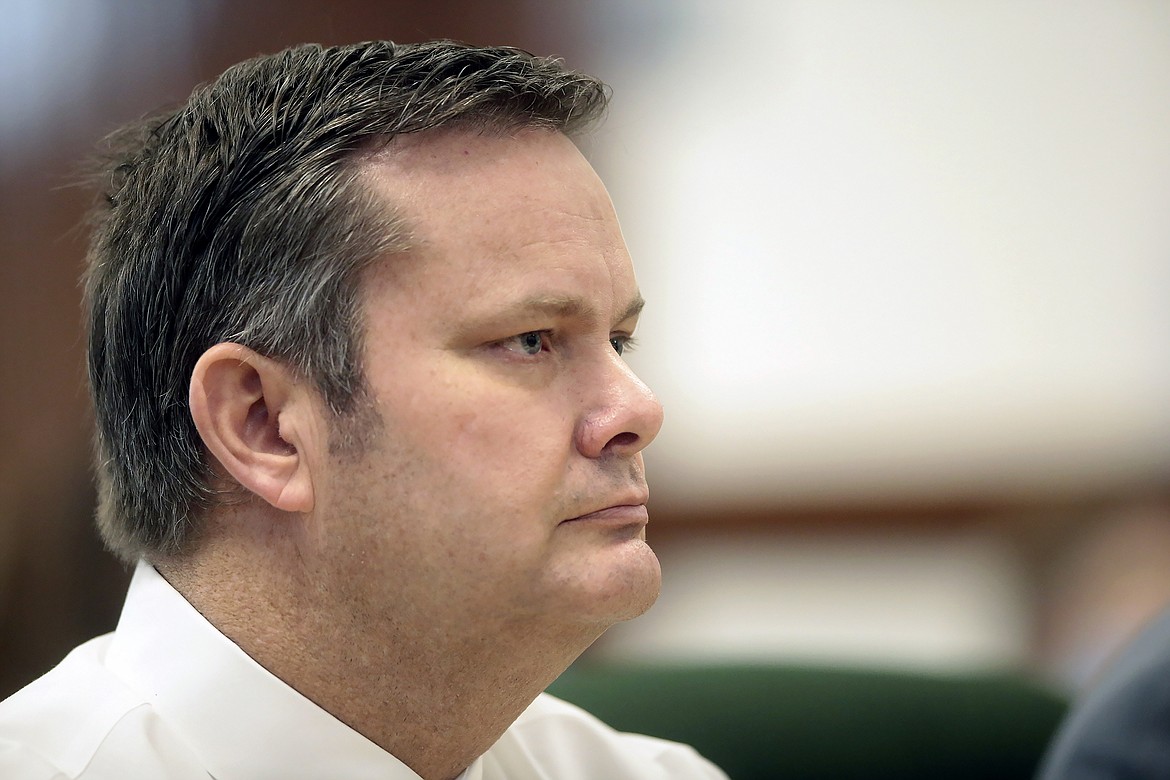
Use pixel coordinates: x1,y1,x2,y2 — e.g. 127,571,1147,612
610,335,637,356
501,331,551,356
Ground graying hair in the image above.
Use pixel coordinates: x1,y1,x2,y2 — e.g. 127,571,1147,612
84,40,609,562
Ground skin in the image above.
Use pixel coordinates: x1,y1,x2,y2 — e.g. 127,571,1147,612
170,127,664,780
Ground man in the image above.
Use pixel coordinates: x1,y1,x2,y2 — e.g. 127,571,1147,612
0,40,725,780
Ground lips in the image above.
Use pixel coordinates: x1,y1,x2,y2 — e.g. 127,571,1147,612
562,494,649,526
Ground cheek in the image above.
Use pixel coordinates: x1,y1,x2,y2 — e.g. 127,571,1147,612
436,402,575,510
447,394,571,457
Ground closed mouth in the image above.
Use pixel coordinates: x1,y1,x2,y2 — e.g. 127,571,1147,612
562,504,649,526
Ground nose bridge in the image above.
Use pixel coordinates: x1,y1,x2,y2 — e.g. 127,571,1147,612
575,349,664,458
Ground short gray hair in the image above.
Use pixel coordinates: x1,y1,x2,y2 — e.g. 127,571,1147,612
84,40,609,562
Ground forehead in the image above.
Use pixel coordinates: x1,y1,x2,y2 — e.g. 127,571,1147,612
364,126,610,229
357,127,638,319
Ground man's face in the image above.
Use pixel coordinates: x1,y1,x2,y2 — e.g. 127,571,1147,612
310,128,664,636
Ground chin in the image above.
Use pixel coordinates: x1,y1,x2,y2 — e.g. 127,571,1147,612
570,540,663,625
610,579,661,624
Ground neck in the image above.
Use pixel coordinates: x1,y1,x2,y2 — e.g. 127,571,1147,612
158,544,604,780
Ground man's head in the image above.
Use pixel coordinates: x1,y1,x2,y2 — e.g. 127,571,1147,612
85,41,613,562
267,126,664,633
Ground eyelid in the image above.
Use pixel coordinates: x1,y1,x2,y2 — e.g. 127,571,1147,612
494,329,553,357
490,328,638,358
611,333,638,356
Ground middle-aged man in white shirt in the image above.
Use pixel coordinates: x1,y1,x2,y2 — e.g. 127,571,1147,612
0,40,727,780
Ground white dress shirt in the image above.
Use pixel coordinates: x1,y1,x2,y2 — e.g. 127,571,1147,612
0,562,726,780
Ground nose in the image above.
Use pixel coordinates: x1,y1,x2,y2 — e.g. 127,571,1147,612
574,354,664,460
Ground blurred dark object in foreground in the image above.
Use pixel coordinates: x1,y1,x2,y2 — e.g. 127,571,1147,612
549,662,1066,780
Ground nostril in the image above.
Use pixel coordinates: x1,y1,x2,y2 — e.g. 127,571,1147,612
606,431,639,450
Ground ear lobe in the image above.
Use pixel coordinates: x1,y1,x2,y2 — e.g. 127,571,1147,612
189,343,316,513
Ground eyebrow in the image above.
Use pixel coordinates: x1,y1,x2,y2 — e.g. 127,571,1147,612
616,294,646,325
473,292,645,331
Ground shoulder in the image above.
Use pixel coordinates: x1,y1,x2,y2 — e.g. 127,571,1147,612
0,634,129,779
1037,606,1170,778
482,693,727,780
0,636,203,780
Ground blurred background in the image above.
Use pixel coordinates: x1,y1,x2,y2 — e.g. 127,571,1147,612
1,0,1168,775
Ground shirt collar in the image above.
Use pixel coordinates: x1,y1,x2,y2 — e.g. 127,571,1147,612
105,561,482,780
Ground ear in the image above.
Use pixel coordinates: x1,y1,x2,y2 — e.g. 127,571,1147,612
189,343,317,513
